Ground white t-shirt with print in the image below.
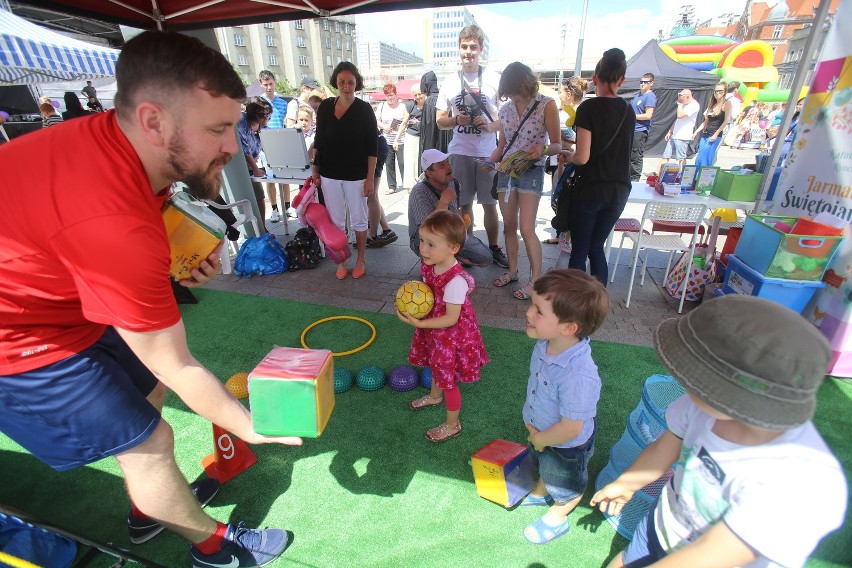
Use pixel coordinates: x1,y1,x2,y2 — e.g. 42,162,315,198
498,92,553,167
436,67,500,157
654,396,847,567
671,100,700,141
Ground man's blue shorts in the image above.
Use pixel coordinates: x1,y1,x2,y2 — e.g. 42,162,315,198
528,430,595,505
0,327,161,472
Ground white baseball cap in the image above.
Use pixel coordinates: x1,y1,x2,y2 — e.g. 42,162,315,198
421,149,450,171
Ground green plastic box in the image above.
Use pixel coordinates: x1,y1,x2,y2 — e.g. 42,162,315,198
711,170,762,202
249,347,335,437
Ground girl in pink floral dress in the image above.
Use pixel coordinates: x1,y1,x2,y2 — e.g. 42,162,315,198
397,210,489,442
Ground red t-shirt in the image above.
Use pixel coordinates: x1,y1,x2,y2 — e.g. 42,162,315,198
0,111,181,374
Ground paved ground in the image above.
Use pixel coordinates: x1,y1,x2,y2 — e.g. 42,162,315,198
207,146,762,347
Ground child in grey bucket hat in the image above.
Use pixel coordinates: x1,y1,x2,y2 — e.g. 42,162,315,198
592,295,847,568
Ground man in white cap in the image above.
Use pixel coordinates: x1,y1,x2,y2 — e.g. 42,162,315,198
408,149,492,266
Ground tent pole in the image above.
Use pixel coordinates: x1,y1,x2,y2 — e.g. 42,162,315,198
574,0,589,77
754,0,832,212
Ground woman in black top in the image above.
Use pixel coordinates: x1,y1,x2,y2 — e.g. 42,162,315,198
693,81,731,169
559,48,636,284
311,62,378,280
61,92,90,120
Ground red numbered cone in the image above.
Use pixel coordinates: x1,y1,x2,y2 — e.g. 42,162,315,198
201,424,257,483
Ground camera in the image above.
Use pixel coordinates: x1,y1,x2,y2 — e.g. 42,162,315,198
464,104,481,118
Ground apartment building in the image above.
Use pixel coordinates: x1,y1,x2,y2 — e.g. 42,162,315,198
423,7,489,70
215,17,357,90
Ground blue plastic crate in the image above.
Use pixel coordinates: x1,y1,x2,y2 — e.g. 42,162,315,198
594,462,674,540
735,215,840,281
722,254,826,314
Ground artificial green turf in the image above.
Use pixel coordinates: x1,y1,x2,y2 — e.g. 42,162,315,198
1,289,850,567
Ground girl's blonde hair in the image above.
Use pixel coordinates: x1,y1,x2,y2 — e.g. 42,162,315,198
420,210,466,249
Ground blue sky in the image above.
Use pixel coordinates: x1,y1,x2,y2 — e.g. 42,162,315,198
354,0,748,66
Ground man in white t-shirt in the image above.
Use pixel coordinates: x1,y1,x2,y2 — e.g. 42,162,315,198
435,25,508,268
659,89,699,172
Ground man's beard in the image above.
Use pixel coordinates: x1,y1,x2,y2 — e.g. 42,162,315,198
167,131,231,200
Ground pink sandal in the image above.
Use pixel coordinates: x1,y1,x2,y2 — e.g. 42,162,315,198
409,394,443,411
425,422,462,442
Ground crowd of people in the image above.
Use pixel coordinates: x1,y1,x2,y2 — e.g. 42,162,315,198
0,25,845,568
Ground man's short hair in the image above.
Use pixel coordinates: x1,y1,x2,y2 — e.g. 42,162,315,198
258,70,276,82
642,73,655,81
458,25,485,48
114,31,245,121
533,269,610,337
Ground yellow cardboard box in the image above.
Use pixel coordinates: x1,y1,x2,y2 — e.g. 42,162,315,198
162,192,225,280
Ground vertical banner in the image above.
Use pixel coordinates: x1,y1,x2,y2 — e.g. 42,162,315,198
769,0,852,375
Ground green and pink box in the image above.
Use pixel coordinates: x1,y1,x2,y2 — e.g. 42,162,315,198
248,347,335,437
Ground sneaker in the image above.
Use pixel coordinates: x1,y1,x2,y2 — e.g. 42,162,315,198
269,209,280,223
490,245,509,268
378,230,398,245
191,523,291,568
365,235,389,249
128,477,220,544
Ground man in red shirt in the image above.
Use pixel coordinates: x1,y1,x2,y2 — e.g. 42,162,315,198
0,31,301,568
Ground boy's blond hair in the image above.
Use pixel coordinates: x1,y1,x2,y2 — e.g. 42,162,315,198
533,269,610,337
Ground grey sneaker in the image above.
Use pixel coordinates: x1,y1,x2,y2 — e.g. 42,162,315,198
191,523,291,568
490,245,509,268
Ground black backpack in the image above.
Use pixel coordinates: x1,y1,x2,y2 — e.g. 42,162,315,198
284,227,322,270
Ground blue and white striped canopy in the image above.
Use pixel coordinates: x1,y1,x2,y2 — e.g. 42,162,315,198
0,9,119,85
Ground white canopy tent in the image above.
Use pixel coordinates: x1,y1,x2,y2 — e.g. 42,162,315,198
0,9,119,85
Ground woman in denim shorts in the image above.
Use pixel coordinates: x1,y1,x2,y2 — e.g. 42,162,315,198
490,62,562,300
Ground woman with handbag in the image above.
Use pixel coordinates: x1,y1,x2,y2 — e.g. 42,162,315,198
489,62,561,300
547,76,588,252
558,48,636,284
692,82,731,169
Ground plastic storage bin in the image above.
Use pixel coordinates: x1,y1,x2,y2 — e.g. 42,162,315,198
735,215,841,281
722,254,825,313
711,170,762,201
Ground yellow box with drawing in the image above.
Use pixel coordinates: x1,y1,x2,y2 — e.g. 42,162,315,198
162,192,225,280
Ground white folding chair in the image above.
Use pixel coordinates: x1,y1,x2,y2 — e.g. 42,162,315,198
610,201,708,313
204,198,261,275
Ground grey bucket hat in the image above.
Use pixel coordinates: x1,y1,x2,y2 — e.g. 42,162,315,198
653,295,831,430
